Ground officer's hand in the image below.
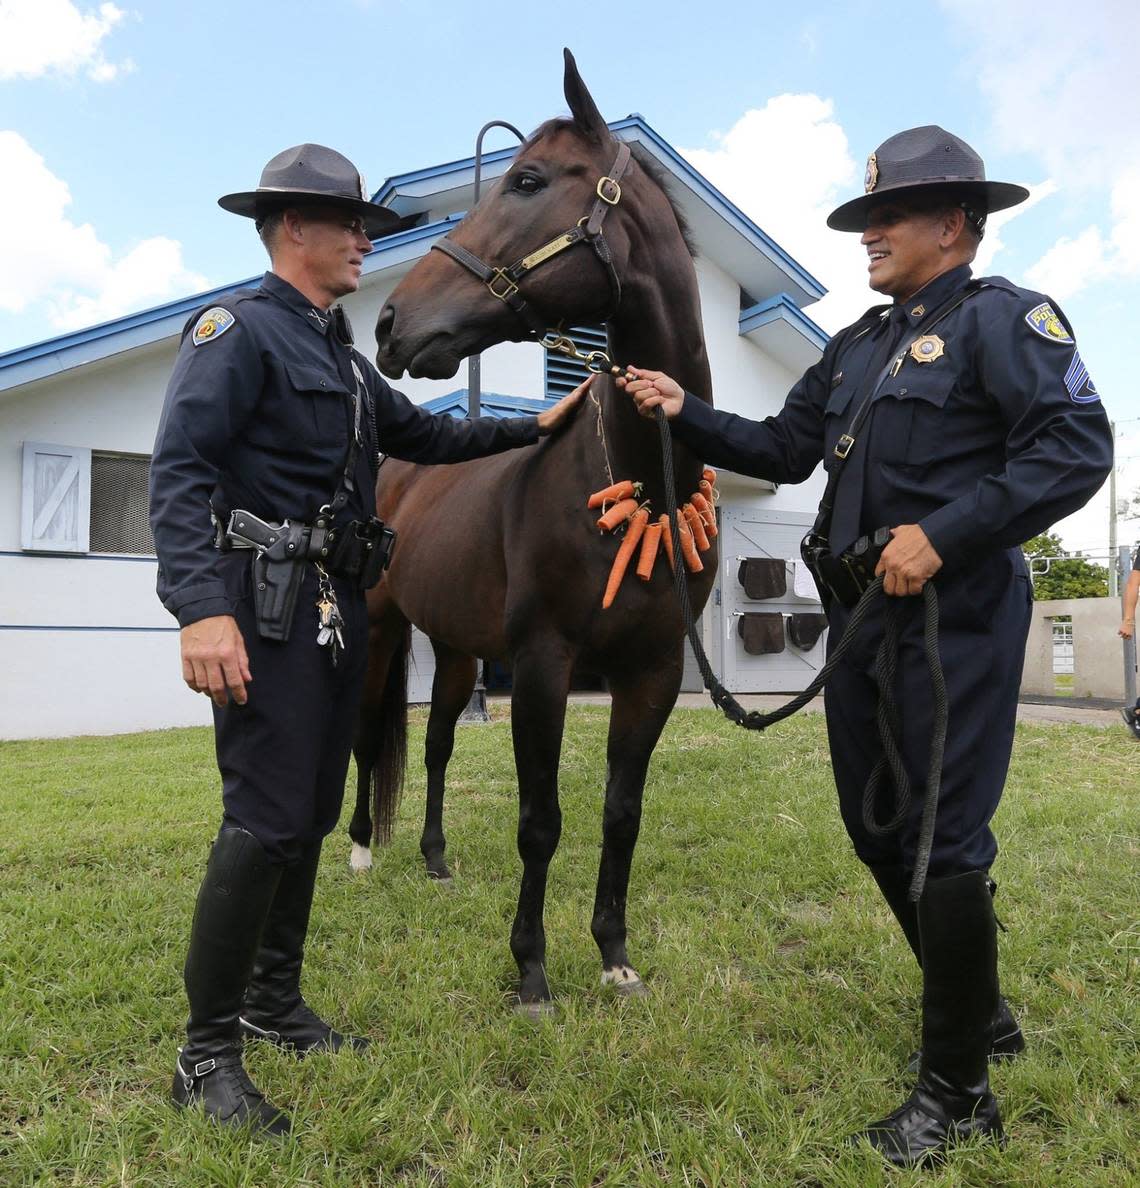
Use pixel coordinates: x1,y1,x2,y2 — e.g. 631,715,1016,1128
180,615,251,707
537,374,595,435
876,524,943,597
617,366,686,420
1120,620,1135,640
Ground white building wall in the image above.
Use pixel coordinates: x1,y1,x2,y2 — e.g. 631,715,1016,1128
1,244,827,736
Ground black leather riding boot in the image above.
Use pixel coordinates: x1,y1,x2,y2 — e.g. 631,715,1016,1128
240,840,368,1054
172,827,290,1136
854,871,1005,1167
868,863,1025,1071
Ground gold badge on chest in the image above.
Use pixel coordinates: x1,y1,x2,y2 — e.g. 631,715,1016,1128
909,334,945,363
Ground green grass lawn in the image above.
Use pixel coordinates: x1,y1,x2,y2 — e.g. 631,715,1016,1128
1,708,1135,1186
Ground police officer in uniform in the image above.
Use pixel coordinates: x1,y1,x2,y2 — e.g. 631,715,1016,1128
620,127,1113,1165
149,144,589,1135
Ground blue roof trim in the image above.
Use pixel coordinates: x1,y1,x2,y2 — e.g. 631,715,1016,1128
739,292,830,351
0,216,463,389
609,117,825,302
373,115,825,303
372,144,519,207
422,390,554,420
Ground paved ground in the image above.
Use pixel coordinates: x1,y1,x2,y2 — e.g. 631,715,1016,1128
562,691,1129,730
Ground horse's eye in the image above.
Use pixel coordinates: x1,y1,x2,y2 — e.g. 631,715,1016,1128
511,173,544,195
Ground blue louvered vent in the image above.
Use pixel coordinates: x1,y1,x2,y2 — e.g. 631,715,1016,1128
543,325,609,399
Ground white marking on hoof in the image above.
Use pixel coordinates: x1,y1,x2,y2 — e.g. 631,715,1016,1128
349,843,373,872
602,965,647,996
514,999,556,1021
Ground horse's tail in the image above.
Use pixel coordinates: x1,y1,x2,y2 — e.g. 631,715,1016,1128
371,621,410,846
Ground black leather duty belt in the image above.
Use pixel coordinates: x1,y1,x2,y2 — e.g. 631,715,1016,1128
215,508,396,588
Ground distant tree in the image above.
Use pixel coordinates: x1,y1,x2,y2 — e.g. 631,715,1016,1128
1022,532,1109,599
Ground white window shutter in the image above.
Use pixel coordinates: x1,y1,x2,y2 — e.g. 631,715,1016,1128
20,441,91,553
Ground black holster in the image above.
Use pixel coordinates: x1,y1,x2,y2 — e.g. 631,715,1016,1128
329,516,396,589
250,523,309,641
801,525,892,612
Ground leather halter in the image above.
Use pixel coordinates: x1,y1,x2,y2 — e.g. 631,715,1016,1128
430,142,632,336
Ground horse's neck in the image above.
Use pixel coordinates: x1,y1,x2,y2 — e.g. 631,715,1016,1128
596,267,711,484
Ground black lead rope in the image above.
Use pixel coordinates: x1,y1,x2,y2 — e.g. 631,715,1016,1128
651,406,945,901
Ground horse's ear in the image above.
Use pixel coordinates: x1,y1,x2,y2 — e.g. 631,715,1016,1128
563,48,608,140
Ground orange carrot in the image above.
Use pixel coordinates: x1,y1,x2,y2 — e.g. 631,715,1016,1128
677,511,704,572
690,491,718,537
698,478,716,503
702,467,717,486
683,502,711,552
596,498,638,532
587,479,638,509
636,521,662,580
658,513,676,573
602,508,649,608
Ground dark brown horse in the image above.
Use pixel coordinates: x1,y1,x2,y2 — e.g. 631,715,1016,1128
350,51,717,1011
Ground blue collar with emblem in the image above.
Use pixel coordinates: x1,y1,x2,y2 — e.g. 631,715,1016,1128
260,271,333,336
896,263,973,327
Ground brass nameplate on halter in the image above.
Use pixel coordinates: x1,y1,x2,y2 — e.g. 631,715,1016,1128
909,334,945,363
519,232,578,272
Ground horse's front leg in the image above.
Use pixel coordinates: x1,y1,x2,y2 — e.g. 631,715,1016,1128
421,642,478,881
592,657,683,996
508,640,574,1015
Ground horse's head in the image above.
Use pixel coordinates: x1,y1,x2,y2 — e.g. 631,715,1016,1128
376,50,650,379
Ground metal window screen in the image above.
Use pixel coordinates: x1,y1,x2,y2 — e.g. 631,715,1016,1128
89,452,155,554
544,324,608,398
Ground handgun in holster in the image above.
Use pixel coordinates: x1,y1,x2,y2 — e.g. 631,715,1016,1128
800,525,892,612
226,510,309,642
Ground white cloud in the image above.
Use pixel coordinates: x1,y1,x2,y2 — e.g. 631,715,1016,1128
940,0,1140,189
682,93,872,333
1026,169,1140,300
0,132,208,332
680,94,1046,335
0,0,131,83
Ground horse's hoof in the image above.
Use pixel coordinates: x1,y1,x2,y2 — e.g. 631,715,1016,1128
426,864,453,883
349,844,373,872
514,998,556,1021
602,966,647,997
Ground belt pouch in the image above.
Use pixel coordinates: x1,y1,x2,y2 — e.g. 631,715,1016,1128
329,526,366,580
360,521,397,589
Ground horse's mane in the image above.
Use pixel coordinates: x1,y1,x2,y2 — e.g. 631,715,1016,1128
523,118,697,259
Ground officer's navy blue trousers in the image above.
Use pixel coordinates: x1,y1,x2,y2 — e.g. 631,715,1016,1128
211,553,368,864
823,549,1033,877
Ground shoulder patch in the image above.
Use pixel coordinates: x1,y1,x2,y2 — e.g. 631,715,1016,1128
1064,350,1099,403
191,307,236,347
1025,301,1074,344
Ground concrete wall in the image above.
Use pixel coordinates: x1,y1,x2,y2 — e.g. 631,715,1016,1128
1021,597,1125,700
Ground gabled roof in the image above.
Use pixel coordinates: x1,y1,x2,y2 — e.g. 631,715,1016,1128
1,118,827,395
739,292,830,374
422,390,553,419
0,217,461,394
375,115,826,311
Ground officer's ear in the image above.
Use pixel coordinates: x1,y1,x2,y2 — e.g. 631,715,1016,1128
936,204,969,250
279,208,308,249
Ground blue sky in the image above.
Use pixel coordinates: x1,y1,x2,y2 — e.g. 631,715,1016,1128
2,0,1137,557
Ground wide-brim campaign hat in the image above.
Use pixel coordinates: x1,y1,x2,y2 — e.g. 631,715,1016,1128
827,125,1030,232
218,143,401,239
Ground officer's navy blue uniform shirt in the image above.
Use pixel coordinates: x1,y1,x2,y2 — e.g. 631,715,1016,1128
672,264,1113,568
150,272,539,627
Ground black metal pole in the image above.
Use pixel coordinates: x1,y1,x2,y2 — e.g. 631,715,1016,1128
460,120,526,725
